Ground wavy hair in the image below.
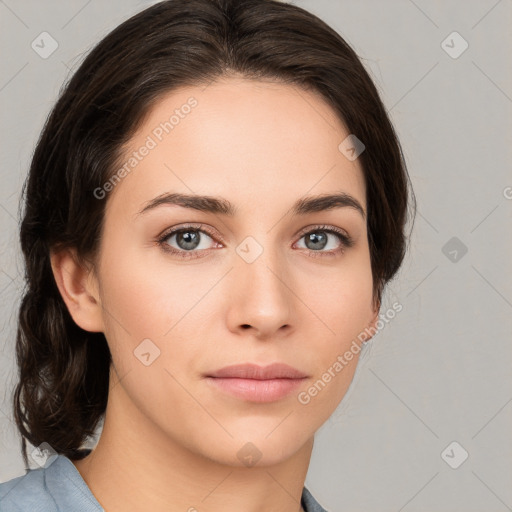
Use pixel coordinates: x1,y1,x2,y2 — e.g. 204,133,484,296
13,0,416,467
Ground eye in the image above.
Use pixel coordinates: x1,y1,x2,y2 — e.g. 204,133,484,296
157,224,220,259
294,225,354,257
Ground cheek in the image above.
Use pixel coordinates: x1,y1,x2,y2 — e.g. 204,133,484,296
302,255,374,341
95,248,210,427
98,240,209,339
297,255,373,395
295,274,371,417
96,241,221,393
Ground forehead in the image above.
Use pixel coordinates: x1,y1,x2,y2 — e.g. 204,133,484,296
106,77,366,218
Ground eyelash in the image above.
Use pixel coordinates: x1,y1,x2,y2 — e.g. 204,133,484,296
156,223,354,260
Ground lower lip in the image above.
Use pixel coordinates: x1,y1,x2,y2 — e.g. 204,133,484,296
205,377,306,402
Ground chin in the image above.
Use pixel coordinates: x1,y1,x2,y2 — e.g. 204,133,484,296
192,427,311,469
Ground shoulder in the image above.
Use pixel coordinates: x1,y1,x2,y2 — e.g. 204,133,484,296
0,454,103,512
0,465,57,512
302,485,330,512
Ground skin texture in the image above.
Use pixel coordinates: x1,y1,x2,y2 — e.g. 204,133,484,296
50,76,380,512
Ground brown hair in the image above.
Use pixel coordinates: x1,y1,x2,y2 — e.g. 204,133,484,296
13,0,416,467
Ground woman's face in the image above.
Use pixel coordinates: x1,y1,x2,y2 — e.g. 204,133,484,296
91,76,379,466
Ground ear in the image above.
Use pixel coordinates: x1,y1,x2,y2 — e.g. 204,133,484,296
50,247,104,333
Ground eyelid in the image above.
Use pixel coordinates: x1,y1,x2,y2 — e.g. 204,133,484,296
157,223,223,244
294,223,350,241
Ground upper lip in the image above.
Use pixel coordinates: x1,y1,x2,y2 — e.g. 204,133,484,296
206,363,308,380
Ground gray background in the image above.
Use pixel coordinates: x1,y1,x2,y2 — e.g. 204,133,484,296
1,1,511,511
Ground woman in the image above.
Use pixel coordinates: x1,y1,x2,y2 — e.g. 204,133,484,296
0,0,415,510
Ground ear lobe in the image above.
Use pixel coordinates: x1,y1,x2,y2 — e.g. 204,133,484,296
50,247,104,333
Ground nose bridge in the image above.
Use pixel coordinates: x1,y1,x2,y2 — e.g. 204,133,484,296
238,236,289,302
228,234,294,335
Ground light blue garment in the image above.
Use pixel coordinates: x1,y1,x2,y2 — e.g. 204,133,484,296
0,454,329,511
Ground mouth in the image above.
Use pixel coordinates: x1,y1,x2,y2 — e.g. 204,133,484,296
204,363,308,403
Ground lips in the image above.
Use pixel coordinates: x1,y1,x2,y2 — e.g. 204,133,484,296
206,363,308,380
204,363,308,402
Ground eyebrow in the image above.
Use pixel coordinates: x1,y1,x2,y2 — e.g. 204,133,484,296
136,191,366,220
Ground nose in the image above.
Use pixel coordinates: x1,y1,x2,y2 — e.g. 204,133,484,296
225,246,295,340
